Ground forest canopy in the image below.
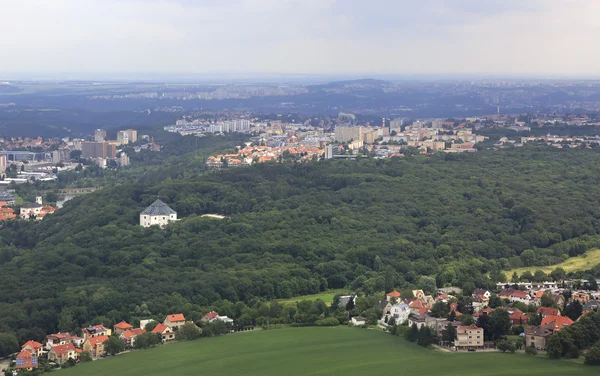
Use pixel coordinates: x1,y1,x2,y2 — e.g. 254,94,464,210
1,146,600,341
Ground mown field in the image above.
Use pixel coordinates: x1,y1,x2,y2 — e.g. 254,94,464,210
278,289,350,305
505,248,600,279
60,327,590,376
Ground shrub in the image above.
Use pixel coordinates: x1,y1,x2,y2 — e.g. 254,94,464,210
315,318,340,327
525,346,537,356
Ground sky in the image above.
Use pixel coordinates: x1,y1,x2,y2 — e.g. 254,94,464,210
1,0,600,78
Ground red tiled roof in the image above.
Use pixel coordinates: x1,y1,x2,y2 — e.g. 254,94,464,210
458,325,481,331
114,321,133,330
16,350,37,369
152,323,169,334
387,291,401,297
51,343,75,356
166,313,185,322
86,335,109,348
541,315,574,330
511,291,530,299
537,307,560,316
22,340,43,350
122,328,146,341
202,311,219,321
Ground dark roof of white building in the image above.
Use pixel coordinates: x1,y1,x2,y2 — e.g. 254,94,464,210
141,199,176,216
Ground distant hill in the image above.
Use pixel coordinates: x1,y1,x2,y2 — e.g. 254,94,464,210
309,78,391,90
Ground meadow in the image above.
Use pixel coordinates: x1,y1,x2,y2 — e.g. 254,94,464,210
278,289,350,305
505,248,600,279
59,327,590,376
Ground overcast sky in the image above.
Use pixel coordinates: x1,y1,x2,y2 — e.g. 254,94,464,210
1,0,599,77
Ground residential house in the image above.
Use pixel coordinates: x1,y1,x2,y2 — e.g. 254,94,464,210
455,325,485,350
473,307,492,319
120,328,146,348
407,314,437,330
201,311,219,323
81,325,111,341
408,299,428,315
0,202,16,220
48,343,77,365
376,300,393,318
437,287,462,295
139,319,155,329
338,295,357,309
388,303,410,325
571,291,591,304
164,313,186,329
72,336,84,347
351,316,366,326
436,320,461,339
113,321,133,335
15,350,38,371
212,316,234,325
82,335,109,358
536,306,561,318
45,333,73,350
152,323,175,342
449,302,462,318
510,290,532,304
412,290,426,300
21,340,43,357
541,315,574,331
473,289,491,299
498,288,515,300
583,300,600,313
525,325,553,350
472,295,488,313
386,290,401,303
550,293,566,307
509,309,528,326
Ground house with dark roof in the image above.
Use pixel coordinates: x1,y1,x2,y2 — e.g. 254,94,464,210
583,300,600,313
525,325,553,350
140,199,178,228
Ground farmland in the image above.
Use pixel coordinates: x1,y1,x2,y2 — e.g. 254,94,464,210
59,327,590,376
505,248,600,279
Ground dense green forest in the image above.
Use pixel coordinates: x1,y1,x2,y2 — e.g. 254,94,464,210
2,145,600,345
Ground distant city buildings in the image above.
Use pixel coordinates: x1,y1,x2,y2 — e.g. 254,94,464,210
117,129,138,145
82,142,117,159
94,129,107,142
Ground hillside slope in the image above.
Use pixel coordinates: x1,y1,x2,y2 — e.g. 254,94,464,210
1,147,600,339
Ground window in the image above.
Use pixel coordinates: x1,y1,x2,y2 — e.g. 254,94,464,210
477,336,480,339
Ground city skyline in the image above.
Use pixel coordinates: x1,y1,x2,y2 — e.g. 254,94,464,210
1,0,600,77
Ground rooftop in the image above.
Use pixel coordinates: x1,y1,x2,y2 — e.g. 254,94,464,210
141,199,177,216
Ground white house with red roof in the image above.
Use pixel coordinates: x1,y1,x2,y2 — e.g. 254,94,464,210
164,313,186,329
152,323,175,342
201,311,220,323
81,324,111,341
45,333,73,350
21,340,43,357
120,328,146,348
113,321,134,335
509,290,532,304
386,290,401,303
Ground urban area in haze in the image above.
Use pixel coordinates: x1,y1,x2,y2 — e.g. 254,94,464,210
1,1,600,376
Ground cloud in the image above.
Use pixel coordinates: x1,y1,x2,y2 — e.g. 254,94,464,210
0,0,599,76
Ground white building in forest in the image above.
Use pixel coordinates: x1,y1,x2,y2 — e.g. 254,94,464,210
139,199,177,228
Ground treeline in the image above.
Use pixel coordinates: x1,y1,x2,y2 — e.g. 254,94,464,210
546,311,600,364
1,147,600,340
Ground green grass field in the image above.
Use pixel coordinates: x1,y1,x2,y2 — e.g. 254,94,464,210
60,327,590,376
277,289,350,305
505,248,600,279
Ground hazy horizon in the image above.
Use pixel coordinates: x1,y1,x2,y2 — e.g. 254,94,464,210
2,0,600,77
